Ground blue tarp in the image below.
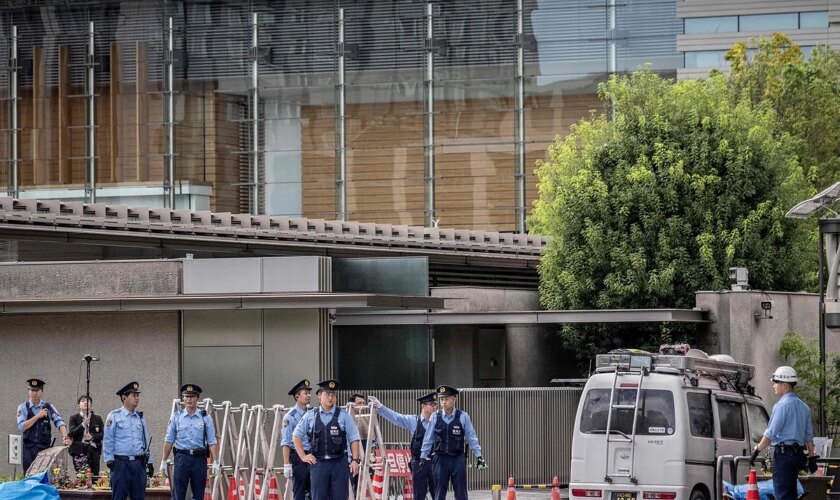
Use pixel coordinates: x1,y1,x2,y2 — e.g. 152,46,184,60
0,471,60,500
722,478,805,500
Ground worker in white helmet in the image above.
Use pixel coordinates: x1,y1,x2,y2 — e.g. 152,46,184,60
750,366,817,500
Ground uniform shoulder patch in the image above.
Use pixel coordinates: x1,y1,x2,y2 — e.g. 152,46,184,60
106,418,112,426
283,419,289,428
17,409,21,417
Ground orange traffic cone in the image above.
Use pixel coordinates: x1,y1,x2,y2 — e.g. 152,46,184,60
746,470,759,500
372,469,385,500
228,476,239,500
506,477,516,500
254,476,262,499
268,476,281,500
551,476,561,500
403,478,414,500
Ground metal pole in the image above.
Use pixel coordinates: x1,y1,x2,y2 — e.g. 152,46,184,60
818,222,827,435
7,25,19,197
515,0,526,234
424,3,435,227
607,0,617,120
250,12,260,215
165,17,176,209
86,21,96,203
336,8,347,221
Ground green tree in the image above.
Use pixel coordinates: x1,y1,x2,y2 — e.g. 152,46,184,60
726,34,840,189
530,71,815,362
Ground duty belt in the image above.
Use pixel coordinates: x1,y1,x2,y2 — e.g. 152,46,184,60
174,447,209,457
774,443,803,454
114,455,146,461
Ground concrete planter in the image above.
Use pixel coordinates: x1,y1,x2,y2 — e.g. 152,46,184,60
56,487,172,499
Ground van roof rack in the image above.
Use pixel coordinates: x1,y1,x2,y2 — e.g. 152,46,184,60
595,349,755,386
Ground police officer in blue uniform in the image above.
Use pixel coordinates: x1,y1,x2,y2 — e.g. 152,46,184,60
368,392,438,500
283,379,313,500
292,379,361,500
104,381,154,500
750,366,817,500
418,386,486,500
160,384,220,500
16,378,70,473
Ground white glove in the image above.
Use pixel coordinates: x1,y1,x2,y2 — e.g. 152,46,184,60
283,464,293,479
159,460,169,475
211,460,220,476
367,396,382,409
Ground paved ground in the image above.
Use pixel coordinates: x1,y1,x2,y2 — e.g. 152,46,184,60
467,488,570,500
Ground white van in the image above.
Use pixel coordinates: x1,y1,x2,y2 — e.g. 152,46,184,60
569,348,770,500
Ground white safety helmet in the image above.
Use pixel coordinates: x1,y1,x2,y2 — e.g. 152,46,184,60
771,366,798,384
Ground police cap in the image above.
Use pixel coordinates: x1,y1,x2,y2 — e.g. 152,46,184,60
116,381,141,397
316,379,340,394
181,384,202,396
289,379,312,397
436,385,458,397
27,378,46,390
417,392,438,404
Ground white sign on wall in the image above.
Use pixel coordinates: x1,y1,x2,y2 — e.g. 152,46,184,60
8,435,21,465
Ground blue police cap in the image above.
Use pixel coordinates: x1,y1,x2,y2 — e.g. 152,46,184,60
116,381,141,397
417,392,438,404
27,378,45,390
289,379,312,396
181,384,202,396
436,385,458,397
316,379,340,393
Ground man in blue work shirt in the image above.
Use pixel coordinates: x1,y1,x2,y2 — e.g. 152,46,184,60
293,379,361,500
160,384,220,500
104,381,154,500
368,392,438,500
750,366,817,500
16,378,70,473
418,385,486,500
282,379,313,500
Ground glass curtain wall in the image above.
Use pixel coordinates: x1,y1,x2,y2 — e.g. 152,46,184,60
0,0,682,231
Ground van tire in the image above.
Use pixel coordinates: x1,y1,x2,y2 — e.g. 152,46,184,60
690,486,709,500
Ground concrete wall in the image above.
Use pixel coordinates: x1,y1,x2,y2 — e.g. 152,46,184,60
0,312,179,478
696,290,840,405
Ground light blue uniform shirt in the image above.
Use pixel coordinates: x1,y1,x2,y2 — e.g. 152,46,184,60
103,407,152,463
764,392,814,446
378,405,431,434
17,400,66,432
281,405,308,449
164,409,218,450
419,408,482,460
292,406,361,452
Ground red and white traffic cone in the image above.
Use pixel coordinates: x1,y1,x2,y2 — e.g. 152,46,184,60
204,458,213,500
254,476,262,499
227,476,239,500
371,469,385,500
267,476,281,500
403,477,413,500
551,476,561,500
746,470,759,500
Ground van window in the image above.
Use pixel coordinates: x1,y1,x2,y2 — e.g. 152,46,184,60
687,392,713,438
580,388,675,436
717,400,745,440
746,403,769,445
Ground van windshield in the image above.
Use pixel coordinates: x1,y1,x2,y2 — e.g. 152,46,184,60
580,388,676,436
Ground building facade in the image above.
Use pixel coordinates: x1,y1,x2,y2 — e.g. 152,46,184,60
0,0,682,232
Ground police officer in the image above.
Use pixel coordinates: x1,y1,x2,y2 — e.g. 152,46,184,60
104,381,154,500
418,386,486,500
160,384,220,500
750,366,817,500
282,379,313,500
368,392,438,500
16,378,70,473
292,379,361,500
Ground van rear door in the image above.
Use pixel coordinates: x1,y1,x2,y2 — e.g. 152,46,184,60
713,395,751,480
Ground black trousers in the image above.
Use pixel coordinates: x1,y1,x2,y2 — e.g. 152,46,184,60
71,444,102,476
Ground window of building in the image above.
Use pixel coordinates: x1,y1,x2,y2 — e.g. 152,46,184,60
800,11,829,29
739,13,798,32
684,50,727,68
580,388,676,436
687,392,713,438
717,400,745,440
684,16,737,35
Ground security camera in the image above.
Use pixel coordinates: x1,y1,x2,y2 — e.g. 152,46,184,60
761,300,773,311
755,299,774,320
